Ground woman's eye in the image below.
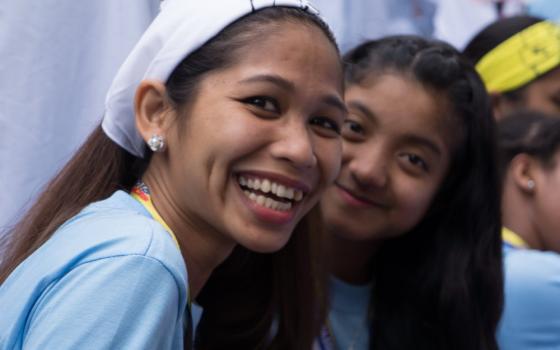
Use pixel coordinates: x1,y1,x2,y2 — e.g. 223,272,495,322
244,96,279,113
310,116,341,135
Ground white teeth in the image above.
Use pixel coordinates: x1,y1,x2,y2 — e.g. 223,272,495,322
240,176,247,186
242,190,293,212
285,187,294,200
261,179,271,193
276,185,286,198
238,176,305,202
265,197,274,208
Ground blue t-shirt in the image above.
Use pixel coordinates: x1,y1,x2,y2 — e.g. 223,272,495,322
317,276,371,350
498,243,560,350
0,191,189,350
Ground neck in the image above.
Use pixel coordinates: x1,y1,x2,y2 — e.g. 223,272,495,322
325,227,379,285
502,179,544,250
142,171,235,299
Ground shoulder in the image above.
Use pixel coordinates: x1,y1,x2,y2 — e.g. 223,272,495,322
503,248,560,296
0,191,188,349
2,190,187,299
499,248,560,348
57,190,182,267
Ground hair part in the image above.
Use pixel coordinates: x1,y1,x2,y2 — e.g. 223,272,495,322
343,35,503,350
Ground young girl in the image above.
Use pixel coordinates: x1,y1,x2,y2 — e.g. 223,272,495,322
497,111,560,349
0,1,346,349
463,16,560,119
318,36,503,350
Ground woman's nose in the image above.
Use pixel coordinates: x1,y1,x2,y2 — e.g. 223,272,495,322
270,121,317,169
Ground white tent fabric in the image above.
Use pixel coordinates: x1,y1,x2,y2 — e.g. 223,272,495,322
433,0,525,50
0,0,160,231
314,0,437,52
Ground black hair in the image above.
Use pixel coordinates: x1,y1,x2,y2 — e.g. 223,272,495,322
344,35,503,350
0,6,338,350
463,15,545,101
498,110,560,178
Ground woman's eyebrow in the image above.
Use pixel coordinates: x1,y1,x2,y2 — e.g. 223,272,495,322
239,74,295,91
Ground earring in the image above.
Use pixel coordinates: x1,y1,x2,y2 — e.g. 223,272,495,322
147,134,165,152
527,179,535,190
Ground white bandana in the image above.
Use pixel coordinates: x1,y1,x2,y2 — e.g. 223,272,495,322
102,0,320,158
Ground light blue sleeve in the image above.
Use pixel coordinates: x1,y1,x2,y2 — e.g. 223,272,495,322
23,255,184,350
498,250,560,350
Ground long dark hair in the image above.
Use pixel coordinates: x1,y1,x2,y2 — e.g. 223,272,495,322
344,36,503,350
463,15,545,101
0,6,337,349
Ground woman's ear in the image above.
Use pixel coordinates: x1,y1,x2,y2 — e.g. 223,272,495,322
510,153,538,195
134,80,174,143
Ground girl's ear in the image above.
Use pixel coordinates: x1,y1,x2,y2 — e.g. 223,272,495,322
134,80,175,143
509,153,539,195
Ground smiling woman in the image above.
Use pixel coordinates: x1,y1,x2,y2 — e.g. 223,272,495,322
0,1,345,349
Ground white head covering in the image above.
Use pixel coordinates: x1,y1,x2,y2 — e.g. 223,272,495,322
102,0,320,158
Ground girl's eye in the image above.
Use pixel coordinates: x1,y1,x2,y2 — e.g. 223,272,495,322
309,116,341,136
400,153,429,172
244,96,279,113
343,120,364,134
341,120,365,141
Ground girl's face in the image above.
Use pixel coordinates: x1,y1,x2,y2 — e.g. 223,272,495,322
165,21,345,253
320,73,452,241
532,150,560,253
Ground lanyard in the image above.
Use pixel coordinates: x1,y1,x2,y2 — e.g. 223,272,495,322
131,182,193,341
131,182,180,248
502,227,528,249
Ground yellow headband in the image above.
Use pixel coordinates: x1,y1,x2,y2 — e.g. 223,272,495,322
476,21,560,93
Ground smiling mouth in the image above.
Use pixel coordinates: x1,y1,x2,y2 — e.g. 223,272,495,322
237,175,305,212
336,183,389,208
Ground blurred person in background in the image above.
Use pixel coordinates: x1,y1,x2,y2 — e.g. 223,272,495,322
464,16,560,119
497,110,560,349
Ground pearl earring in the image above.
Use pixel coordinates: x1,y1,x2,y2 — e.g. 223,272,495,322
527,179,535,190
147,134,165,152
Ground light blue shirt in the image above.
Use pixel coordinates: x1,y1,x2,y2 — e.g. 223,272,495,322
321,276,371,350
0,191,189,350
498,244,560,350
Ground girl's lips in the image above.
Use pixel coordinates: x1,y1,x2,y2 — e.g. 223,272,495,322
335,183,389,209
